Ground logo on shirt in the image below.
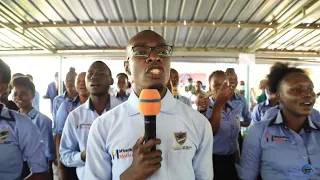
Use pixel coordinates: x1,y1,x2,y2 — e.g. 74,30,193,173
172,132,192,151
266,135,289,142
112,148,133,160
0,130,12,144
174,132,187,145
301,164,314,175
76,123,92,129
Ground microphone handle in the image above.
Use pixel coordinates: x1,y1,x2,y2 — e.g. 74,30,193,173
144,115,156,151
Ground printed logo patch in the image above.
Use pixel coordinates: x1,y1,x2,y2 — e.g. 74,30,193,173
77,124,91,129
0,130,11,144
172,132,192,151
112,148,133,160
301,164,314,175
266,135,289,142
174,132,187,145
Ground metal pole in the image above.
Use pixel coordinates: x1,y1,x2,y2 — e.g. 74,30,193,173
245,65,250,105
59,56,64,95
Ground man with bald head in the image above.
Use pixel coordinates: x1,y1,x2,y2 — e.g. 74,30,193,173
59,62,122,180
167,68,191,106
84,30,213,179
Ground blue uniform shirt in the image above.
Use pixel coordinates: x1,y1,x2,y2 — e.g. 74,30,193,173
206,94,251,155
44,82,66,113
52,92,73,133
0,104,47,180
176,94,192,107
55,96,81,134
59,95,122,180
114,92,129,102
251,99,273,125
262,104,320,122
83,90,213,180
239,110,320,180
27,107,55,161
33,91,40,110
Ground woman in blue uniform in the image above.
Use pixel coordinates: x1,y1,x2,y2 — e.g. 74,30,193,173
12,77,55,179
239,63,320,180
0,59,48,180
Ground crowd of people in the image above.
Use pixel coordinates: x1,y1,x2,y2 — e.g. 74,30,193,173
0,30,319,180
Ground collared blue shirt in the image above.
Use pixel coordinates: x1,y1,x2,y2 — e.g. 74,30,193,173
83,90,213,180
33,91,40,110
53,92,74,133
27,107,55,161
59,95,122,180
206,93,251,155
55,96,81,134
44,82,65,113
114,92,129,102
0,104,47,180
239,111,320,180
262,104,320,122
251,99,273,125
176,94,192,107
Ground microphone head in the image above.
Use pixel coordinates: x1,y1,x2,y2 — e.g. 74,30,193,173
139,89,161,116
172,86,178,97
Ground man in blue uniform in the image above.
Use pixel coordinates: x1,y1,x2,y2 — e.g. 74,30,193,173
84,31,213,179
59,61,122,180
114,73,130,102
56,72,88,180
0,59,48,180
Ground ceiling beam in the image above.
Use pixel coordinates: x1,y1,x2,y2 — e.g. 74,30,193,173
0,22,319,30
0,3,56,53
248,0,320,52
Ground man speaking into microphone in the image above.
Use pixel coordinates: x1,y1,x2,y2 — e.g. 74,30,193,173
84,30,213,180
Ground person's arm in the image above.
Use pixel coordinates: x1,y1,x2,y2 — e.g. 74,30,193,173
238,124,263,179
240,96,251,127
83,117,112,179
192,113,214,179
18,116,48,179
250,104,261,126
59,113,84,168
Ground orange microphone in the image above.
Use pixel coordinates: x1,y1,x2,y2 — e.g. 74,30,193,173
139,89,161,151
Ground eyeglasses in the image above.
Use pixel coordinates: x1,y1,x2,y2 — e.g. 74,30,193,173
127,45,173,60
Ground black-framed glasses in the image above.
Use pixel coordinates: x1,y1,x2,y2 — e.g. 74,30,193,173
127,45,173,60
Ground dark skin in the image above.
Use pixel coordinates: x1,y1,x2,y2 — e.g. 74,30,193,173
116,75,129,99
12,85,53,180
57,72,89,180
279,73,316,133
167,68,179,92
75,62,114,163
65,72,78,100
122,31,168,180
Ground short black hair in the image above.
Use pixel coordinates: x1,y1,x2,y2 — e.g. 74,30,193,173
226,68,235,74
12,77,36,95
93,61,112,77
196,81,203,86
26,74,33,81
116,73,128,80
208,70,225,83
0,59,11,84
267,63,305,94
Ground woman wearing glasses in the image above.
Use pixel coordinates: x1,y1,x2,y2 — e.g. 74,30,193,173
239,63,320,180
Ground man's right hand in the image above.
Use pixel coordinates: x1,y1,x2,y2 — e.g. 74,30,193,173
215,81,233,107
120,135,162,180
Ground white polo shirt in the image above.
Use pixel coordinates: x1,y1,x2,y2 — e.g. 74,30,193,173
84,90,213,180
59,95,122,180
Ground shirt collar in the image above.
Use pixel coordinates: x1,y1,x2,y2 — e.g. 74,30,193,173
127,89,177,116
0,103,15,121
115,92,129,98
84,95,111,112
269,110,320,132
232,93,241,100
27,107,38,119
72,95,80,106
